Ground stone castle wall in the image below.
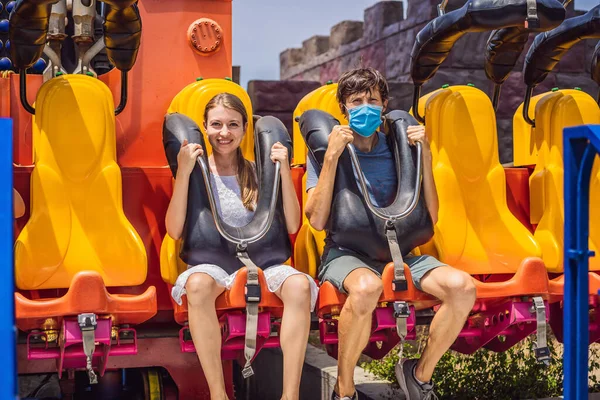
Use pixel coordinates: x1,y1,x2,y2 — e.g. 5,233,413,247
266,0,597,163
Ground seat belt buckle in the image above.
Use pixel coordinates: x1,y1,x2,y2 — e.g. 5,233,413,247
392,278,408,292
535,346,550,361
242,365,254,379
77,313,97,331
525,16,540,29
245,283,261,303
393,301,411,319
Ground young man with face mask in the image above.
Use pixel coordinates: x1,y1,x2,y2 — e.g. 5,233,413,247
304,68,477,400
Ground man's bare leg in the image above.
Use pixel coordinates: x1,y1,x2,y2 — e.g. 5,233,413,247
335,268,383,397
415,266,476,382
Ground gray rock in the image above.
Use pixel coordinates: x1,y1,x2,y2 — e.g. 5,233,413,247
280,48,305,78
364,1,405,43
330,21,364,49
303,35,330,58
385,26,418,81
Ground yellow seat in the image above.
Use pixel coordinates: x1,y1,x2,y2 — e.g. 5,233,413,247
416,85,541,274
523,89,600,272
160,79,256,285
15,75,147,290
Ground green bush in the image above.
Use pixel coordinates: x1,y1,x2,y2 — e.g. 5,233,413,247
362,331,600,400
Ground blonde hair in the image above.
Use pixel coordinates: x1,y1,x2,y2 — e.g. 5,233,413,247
204,93,258,211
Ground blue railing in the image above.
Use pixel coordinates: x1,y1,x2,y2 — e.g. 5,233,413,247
563,124,600,400
0,118,16,398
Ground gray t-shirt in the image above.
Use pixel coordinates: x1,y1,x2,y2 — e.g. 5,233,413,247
306,131,397,261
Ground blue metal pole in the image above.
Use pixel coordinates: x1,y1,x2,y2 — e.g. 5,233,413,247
563,125,600,400
0,118,16,399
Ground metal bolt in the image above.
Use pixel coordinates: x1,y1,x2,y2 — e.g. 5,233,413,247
215,40,220,45
204,21,208,25
217,35,221,39
215,28,220,32
211,23,215,27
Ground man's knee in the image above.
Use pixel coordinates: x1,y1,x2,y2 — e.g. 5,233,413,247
441,269,476,308
345,272,383,316
186,273,218,306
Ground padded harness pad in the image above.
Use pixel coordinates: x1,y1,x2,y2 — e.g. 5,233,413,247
162,113,292,273
299,109,433,261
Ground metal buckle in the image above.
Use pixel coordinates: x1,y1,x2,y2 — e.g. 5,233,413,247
245,283,261,303
77,313,97,331
532,296,550,366
77,313,98,384
393,301,411,319
242,365,254,379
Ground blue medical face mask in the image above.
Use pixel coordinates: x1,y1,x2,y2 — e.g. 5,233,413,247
347,104,383,137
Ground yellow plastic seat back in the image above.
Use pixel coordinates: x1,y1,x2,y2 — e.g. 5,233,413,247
527,89,600,272
161,79,256,284
14,75,147,290
420,85,541,274
168,78,255,161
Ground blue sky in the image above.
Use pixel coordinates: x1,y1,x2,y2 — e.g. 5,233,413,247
232,0,599,89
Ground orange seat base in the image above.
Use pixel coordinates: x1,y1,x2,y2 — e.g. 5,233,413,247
473,257,549,300
317,264,438,318
15,271,157,332
318,258,551,318
172,267,284,325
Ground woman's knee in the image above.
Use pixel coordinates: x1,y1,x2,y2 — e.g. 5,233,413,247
186,273,219,306
281,275,312,307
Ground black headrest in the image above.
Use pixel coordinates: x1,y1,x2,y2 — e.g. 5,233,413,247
524,5,600,87
103,1,142,71
9,0,58,70
411,0,565,86
485,27,531,85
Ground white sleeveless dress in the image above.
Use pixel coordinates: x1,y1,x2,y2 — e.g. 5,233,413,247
171,173,318,310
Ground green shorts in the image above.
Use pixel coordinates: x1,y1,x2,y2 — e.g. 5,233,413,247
318,248,446,293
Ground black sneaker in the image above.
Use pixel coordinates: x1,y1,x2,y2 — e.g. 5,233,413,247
331,390,358,400
395,359,438,400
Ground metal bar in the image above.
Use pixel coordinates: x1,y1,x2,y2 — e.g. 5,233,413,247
523,86,535,127
492,84,501,111
412,86,425,124
197,156,281,246
115,71,128,116
0,118,17,398
563,125,600,400
347,141,422,222
19,71,35,115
